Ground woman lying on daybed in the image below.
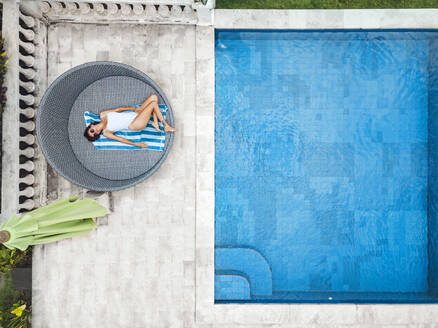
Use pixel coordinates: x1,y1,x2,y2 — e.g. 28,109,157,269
84,94,175,148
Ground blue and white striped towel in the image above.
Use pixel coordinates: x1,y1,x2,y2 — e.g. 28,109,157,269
84,103,167,151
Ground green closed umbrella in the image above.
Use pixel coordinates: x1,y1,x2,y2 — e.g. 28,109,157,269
0,196,107,251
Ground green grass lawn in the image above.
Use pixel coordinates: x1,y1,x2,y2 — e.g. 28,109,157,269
216,0,438,9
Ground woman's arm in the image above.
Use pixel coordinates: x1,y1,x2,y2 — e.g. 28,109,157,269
103,130,147,148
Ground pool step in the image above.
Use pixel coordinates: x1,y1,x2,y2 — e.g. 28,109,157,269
215,247,273,297
215,274,251,300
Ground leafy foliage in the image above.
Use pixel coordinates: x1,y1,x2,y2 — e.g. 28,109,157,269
0,37,7,114
0,273,31,328
2,302,31,328
0,245,29,275
0,273,20,313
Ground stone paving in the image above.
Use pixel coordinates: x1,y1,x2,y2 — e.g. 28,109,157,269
32,23,197,328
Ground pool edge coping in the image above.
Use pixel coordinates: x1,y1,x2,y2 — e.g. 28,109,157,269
195,8,438,326
214,9,438,30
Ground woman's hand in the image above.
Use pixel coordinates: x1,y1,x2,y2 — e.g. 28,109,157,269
103,131,147,148
136,142,148,148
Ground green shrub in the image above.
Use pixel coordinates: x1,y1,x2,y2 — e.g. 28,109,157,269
0,273,31,328
0,273,20,312
0,245,29,275
0,37,7,114
1,301,32,328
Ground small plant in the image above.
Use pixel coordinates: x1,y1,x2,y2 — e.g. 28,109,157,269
0,273,20,311
0,37,7,114
0,273,31,328
3,302,31,328
0,274,29,327
0,245,29,275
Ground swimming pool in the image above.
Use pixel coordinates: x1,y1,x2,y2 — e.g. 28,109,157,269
214,30,438,303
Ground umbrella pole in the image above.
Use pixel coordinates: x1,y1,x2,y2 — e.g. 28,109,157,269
0,230,11,243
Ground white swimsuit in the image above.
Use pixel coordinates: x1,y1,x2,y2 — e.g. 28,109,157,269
105,111,138,132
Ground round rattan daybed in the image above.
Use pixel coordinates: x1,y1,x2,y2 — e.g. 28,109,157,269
36,61,174,191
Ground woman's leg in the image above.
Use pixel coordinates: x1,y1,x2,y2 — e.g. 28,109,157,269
151,112,160,132
151,103,176,132
130,100,176,132
137,94,158,111
129,102,155,130
135,94,161,131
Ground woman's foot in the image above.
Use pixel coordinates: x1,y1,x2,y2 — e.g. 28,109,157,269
164,124,176,132
151,121,161,132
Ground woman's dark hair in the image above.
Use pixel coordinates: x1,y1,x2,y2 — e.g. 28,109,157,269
84,124,101,142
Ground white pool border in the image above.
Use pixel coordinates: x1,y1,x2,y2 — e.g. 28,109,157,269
195,9,438,326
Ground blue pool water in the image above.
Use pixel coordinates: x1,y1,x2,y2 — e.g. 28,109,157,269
214,30,438,303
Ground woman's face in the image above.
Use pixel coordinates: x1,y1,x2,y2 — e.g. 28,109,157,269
88,124,102,138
